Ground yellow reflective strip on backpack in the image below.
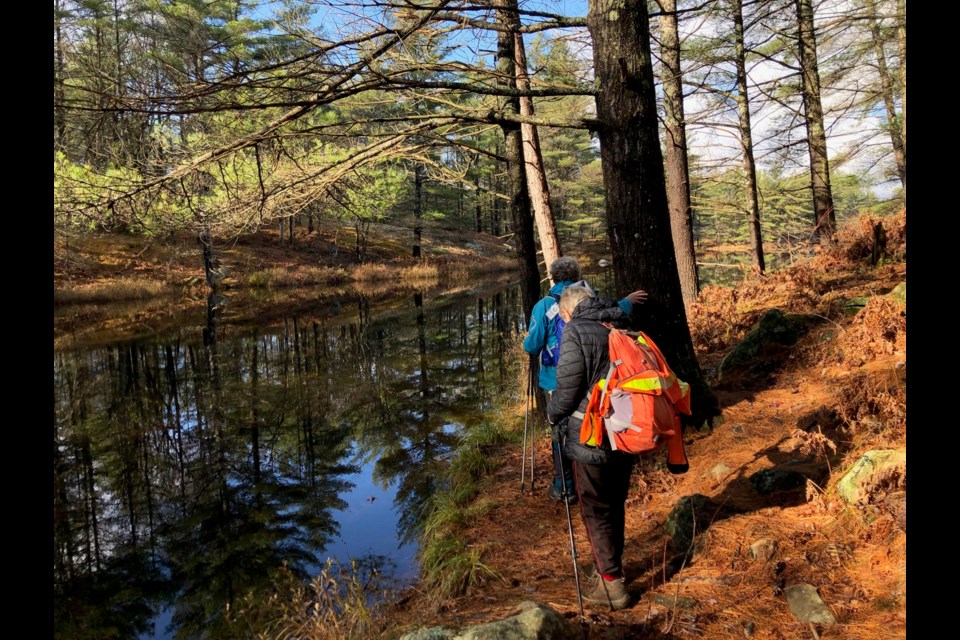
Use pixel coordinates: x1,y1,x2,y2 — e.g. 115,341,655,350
620,377,663,393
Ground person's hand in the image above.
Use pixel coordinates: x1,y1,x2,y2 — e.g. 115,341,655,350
627,290,648,305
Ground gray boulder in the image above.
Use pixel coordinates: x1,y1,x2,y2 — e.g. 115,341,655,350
784,583,836,625
398,601,579,640
719,309,813,380
664,494,715,553
888,282,906,306
749,468,807,495
837,449,906,506
840,296,870,316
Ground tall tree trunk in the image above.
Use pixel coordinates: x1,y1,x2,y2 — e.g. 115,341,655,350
54,0,67,150
413,163,423,259
199,229,219,293
587,0,719,426
511,15,563,279
732,0,765,273
868,0,905,190
475,177,483,232
496,0,541,315
898,0,906,198
113,0,124,160
659,0,700,305
796,0,836,240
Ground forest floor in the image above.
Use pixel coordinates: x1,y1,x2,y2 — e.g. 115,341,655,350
383,211,907,640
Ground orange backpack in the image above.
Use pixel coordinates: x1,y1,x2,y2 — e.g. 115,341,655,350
574,328,691,473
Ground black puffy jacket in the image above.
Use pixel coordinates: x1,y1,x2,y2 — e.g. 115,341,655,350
546,297,635,465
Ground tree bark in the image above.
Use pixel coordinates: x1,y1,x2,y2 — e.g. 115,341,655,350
54,0,66,150
732,0,765,273
511,11,563,280
587,0,718,425
898,0,906,198
868,0,905,190
496,0,542,316
475,177,483,232
796,0,836,240
659,0,700,305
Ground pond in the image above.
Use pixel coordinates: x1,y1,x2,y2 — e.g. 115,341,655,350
53,281,527,639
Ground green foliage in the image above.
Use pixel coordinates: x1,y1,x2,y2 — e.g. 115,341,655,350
692,164,886,251
414,405,518,600
419,535,499,599
231,558,395,640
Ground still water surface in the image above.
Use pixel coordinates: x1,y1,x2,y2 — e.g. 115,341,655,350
54,282,526,639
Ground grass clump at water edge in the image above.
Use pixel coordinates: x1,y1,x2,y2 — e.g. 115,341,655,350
417,415,520,601
231,557,395,640
54,277,177,304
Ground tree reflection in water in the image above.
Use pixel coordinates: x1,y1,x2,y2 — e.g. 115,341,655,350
53,283,522,639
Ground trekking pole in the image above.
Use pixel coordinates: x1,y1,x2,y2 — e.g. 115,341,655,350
558,431,585,619
520,362,531,492
529,365,536,492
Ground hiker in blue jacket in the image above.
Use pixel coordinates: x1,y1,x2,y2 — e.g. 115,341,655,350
522,257,647,503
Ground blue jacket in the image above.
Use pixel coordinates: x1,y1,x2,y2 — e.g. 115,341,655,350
523,280,633,391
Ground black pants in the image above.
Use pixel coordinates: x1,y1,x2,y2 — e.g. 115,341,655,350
573,455,635,578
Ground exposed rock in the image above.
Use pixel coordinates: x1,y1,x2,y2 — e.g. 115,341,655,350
651,593,698,611
749,539,777,561
398,601,579,640
402,629,455,640
888,282,906,306
784,583,837,625
709,463,733,482
837,449,906,505
664,494,715,553
718,309,814,380
464,242,486,254
742,620,756,637
749,468,807,495
840,296,870,316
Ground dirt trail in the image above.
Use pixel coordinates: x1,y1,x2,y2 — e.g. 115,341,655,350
388,222,906,640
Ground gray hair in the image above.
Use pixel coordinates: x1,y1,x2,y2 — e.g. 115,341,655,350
549,257,581,283
559,284,594,317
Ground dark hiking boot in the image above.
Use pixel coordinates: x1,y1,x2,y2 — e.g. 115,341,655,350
582,574,632,611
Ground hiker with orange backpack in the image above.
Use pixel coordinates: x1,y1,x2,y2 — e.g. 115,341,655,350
547,285,690,611
522,257,646,503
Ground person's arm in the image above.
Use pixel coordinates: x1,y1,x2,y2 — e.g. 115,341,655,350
522,299,546,355
617,289,648,314
547,325,585,423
